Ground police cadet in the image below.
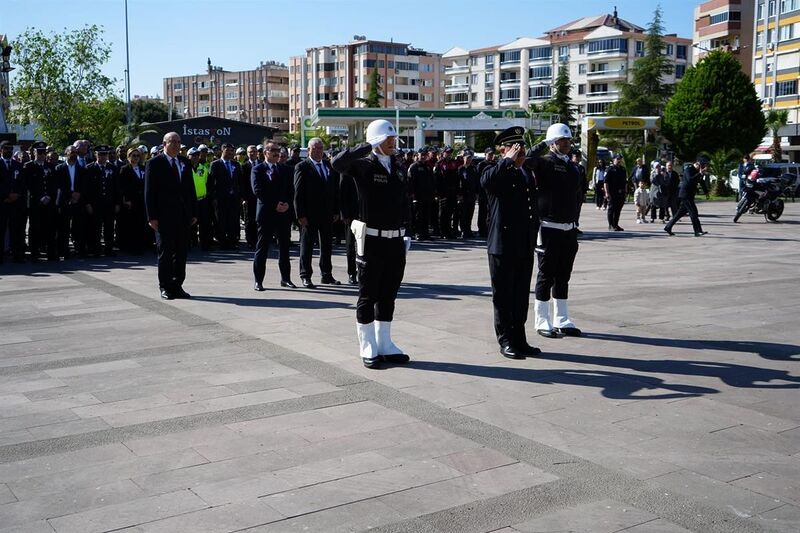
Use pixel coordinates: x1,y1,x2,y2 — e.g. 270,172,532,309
208,143,242,250
476,147,496,238
481,127,540,359
458,150,480,239
604,154,627,231
407,148,434,240
526,123,582,338
1,141,26,262
332,119,410,369
24,141,60,262
85,145,120,256
664,156,710,237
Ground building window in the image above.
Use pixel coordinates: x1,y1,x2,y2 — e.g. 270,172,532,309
471,74,479,84
665,44,674,56
589,83,608,94
675,64,686,78
529,86,552,100
588,38,628,54
485,72,495,84
776,80,798,96
500,50,521,64
780,0,799,13
529,46,552,60
559,45,569,60
423,93,433,102
173,82,183,90
395,92,420,101
578,84,586,95
529,66,552,79
676,45,687,59
578,64,587,75
635,41,644,57
226,92,238,99
500,72,519,82
485,54,495,65
485,92,493,105
769,0,776,17
226,105,238,112
470,56,479,66
472,92,479,102
578,44,585,54
499,88,520,101
587,102,610,114
779,23,795,40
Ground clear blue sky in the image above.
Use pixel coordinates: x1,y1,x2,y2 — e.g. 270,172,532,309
3,0,699,98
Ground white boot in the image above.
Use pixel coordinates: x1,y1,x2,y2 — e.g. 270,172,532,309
553,299,582,336
375,321,410,363
357,322,380,368
535,299,560,338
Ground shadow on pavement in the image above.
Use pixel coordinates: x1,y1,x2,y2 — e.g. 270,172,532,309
190,295,353,309
585,333,800,361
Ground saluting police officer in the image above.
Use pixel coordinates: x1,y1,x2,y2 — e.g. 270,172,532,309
526,123,582,338
332,119,410,369
481,127,540,359
85,145,121,256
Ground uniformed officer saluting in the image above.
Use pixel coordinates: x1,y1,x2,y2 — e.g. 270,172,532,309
331,119,410,369
526,123,582,338
481,127,540,359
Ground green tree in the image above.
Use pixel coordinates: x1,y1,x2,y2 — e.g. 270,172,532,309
549,63,575,125
9,25,118,148
764,108,789,162
132,99,175,124
705,147,741,196
663,50,765,160
610,5,674,116
73,96,126,146
355,69,384,108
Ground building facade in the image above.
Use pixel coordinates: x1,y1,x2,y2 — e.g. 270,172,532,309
289,38,444,133
441,11,692,124
693,0,755,76
753,0,800,160
162,60,290,132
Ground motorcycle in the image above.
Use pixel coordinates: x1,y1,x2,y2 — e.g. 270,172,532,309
733,170,793,223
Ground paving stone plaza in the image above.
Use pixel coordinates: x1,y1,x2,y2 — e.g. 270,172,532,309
1,201,799,533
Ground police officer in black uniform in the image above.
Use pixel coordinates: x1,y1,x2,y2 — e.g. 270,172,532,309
339,164,360,285
1,141,26,262
481,127,540,359
476,147,497,238
332,119,410,369
24,141,60,261
604,154,627,231
408,148,436,240
86,145,120,256
664,157,710,236
526,123,583,338
458,150,480,239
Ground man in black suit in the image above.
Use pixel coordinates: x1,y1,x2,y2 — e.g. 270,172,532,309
252,142,295,291
239,145,260,249
664,157,710,237
604,155,627,231
294,137,340,287
85,145,121,256
54,146,89,259
481,128,540,359
119,147,149,254
25,142,60,262
0,141,26,262
145,132,197,300
208,143,241,250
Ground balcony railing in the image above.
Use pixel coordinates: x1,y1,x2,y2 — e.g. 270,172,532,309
444,64,469,74
586,90,620,98
587,68,626,79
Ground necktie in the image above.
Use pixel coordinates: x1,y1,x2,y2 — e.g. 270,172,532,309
316,162,326,181
171,158,180,183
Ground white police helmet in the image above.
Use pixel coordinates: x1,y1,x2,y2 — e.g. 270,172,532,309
366,119,397,146
545,123,572,144
137,145,148,154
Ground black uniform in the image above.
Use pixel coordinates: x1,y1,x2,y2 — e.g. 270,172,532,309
604,163,627,230
573,159,588,229
407,160,435,239
458,163,480,238
435,158,460,237
24,160,60,261
476,158,496,237
482,156,539,351
1,156,26,262
85,161,120,256
251,161,293,285
526,145,581,302
120,163,149,253
240,159,258,248
339,170,360,281
332,144,409,325
665,164,709,235
208,158,242,249
54,161,89,258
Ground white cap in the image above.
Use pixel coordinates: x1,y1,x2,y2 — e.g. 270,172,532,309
198,144,209,151
149,146,159,155
187,147,199,156
545,123,572,144
366,119,398,146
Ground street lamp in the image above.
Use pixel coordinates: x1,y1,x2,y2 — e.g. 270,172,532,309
0,41,15,135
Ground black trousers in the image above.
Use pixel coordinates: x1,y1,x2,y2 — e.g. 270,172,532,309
57,208,71,257
29,205,58,260
477,195,488,237
607,194,625,228
0,206,7,262
8,204,27,260
299,221,333,280
414,199,434,238
89,204,116,254
488,253,534,348
649,203,669,221
356,235,406,324
438,196,455,237
192,198,213,249
460,196,476,238
575,194,585,228
215,195,240,247
665,197,703,233
243,198,257,248
595,186,606,208
535,227,578,301
253,219,291,284
155,225,189,291
344,224,357,277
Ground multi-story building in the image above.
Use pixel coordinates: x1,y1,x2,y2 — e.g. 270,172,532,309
441,10,692,124
693,0,754,76
289,37,444,133
753,0,799,160
163,60,290,132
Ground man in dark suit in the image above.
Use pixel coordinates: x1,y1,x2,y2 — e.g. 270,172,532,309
481,128,540,359
54,146,89,259
85,145,121,256
145,132,197,300
239,145,259,249
294,137,340,287
664,157,710,237
119,147,149,254
0,141,26,262
604,154,627,231
24,141,60,262
207,143,241,250
252,142,295,291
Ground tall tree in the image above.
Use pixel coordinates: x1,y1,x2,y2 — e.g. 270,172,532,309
663,51,765,160
355,68,383,108
549,63,575,125
764,109,789,162
9,25,118,148
610,5,674,116
132,99,175,124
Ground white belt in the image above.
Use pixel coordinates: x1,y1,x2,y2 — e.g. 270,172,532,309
541,220,575,231
365,227,405,238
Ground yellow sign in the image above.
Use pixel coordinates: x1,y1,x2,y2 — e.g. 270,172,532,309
605,117,646,129
584,116,661,131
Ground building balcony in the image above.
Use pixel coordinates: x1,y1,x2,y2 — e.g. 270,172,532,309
499,60,521,70
586,90,620,98
499,79,521,87
444,64,470,75
528,95,551,101
444,102,471,109
445,83,470,93
586,69,627,80
499,98,521,105
587,49,628,59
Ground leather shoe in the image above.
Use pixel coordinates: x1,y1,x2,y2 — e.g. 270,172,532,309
254,282,265,292
381,353,410,364
174,288,191,299
321,275,341,285
362,357,382,369
537,328,563,339
664,228,675,236
694,231,707,236
160,289,174,300
301,278,316,289
554,327,582,337
280,280,297,288
348,274,358,285
518,342,542,356
500,345,525,359
614,226,624,231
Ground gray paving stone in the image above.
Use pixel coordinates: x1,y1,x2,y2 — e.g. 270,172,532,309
0,519,55,533
752,503,800,533
0,482,17,504
0,443,134,481
123,426,245,456
511,499,659,532
114,500,283,532
46,489,208,533
433,447,517,475
732,472,800,507
242,498,406,532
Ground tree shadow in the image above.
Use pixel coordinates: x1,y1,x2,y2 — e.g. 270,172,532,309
585,333,800,361
407,360,717,400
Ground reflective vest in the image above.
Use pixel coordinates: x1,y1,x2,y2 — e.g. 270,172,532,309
193,164,208,199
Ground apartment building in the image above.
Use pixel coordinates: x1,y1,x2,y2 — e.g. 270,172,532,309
753,0,800,160
163,60,290,132
693,0,755,76
441,10,692,122
289,38,444,133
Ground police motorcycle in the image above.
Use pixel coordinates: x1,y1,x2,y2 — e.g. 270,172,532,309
733,169,792,222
